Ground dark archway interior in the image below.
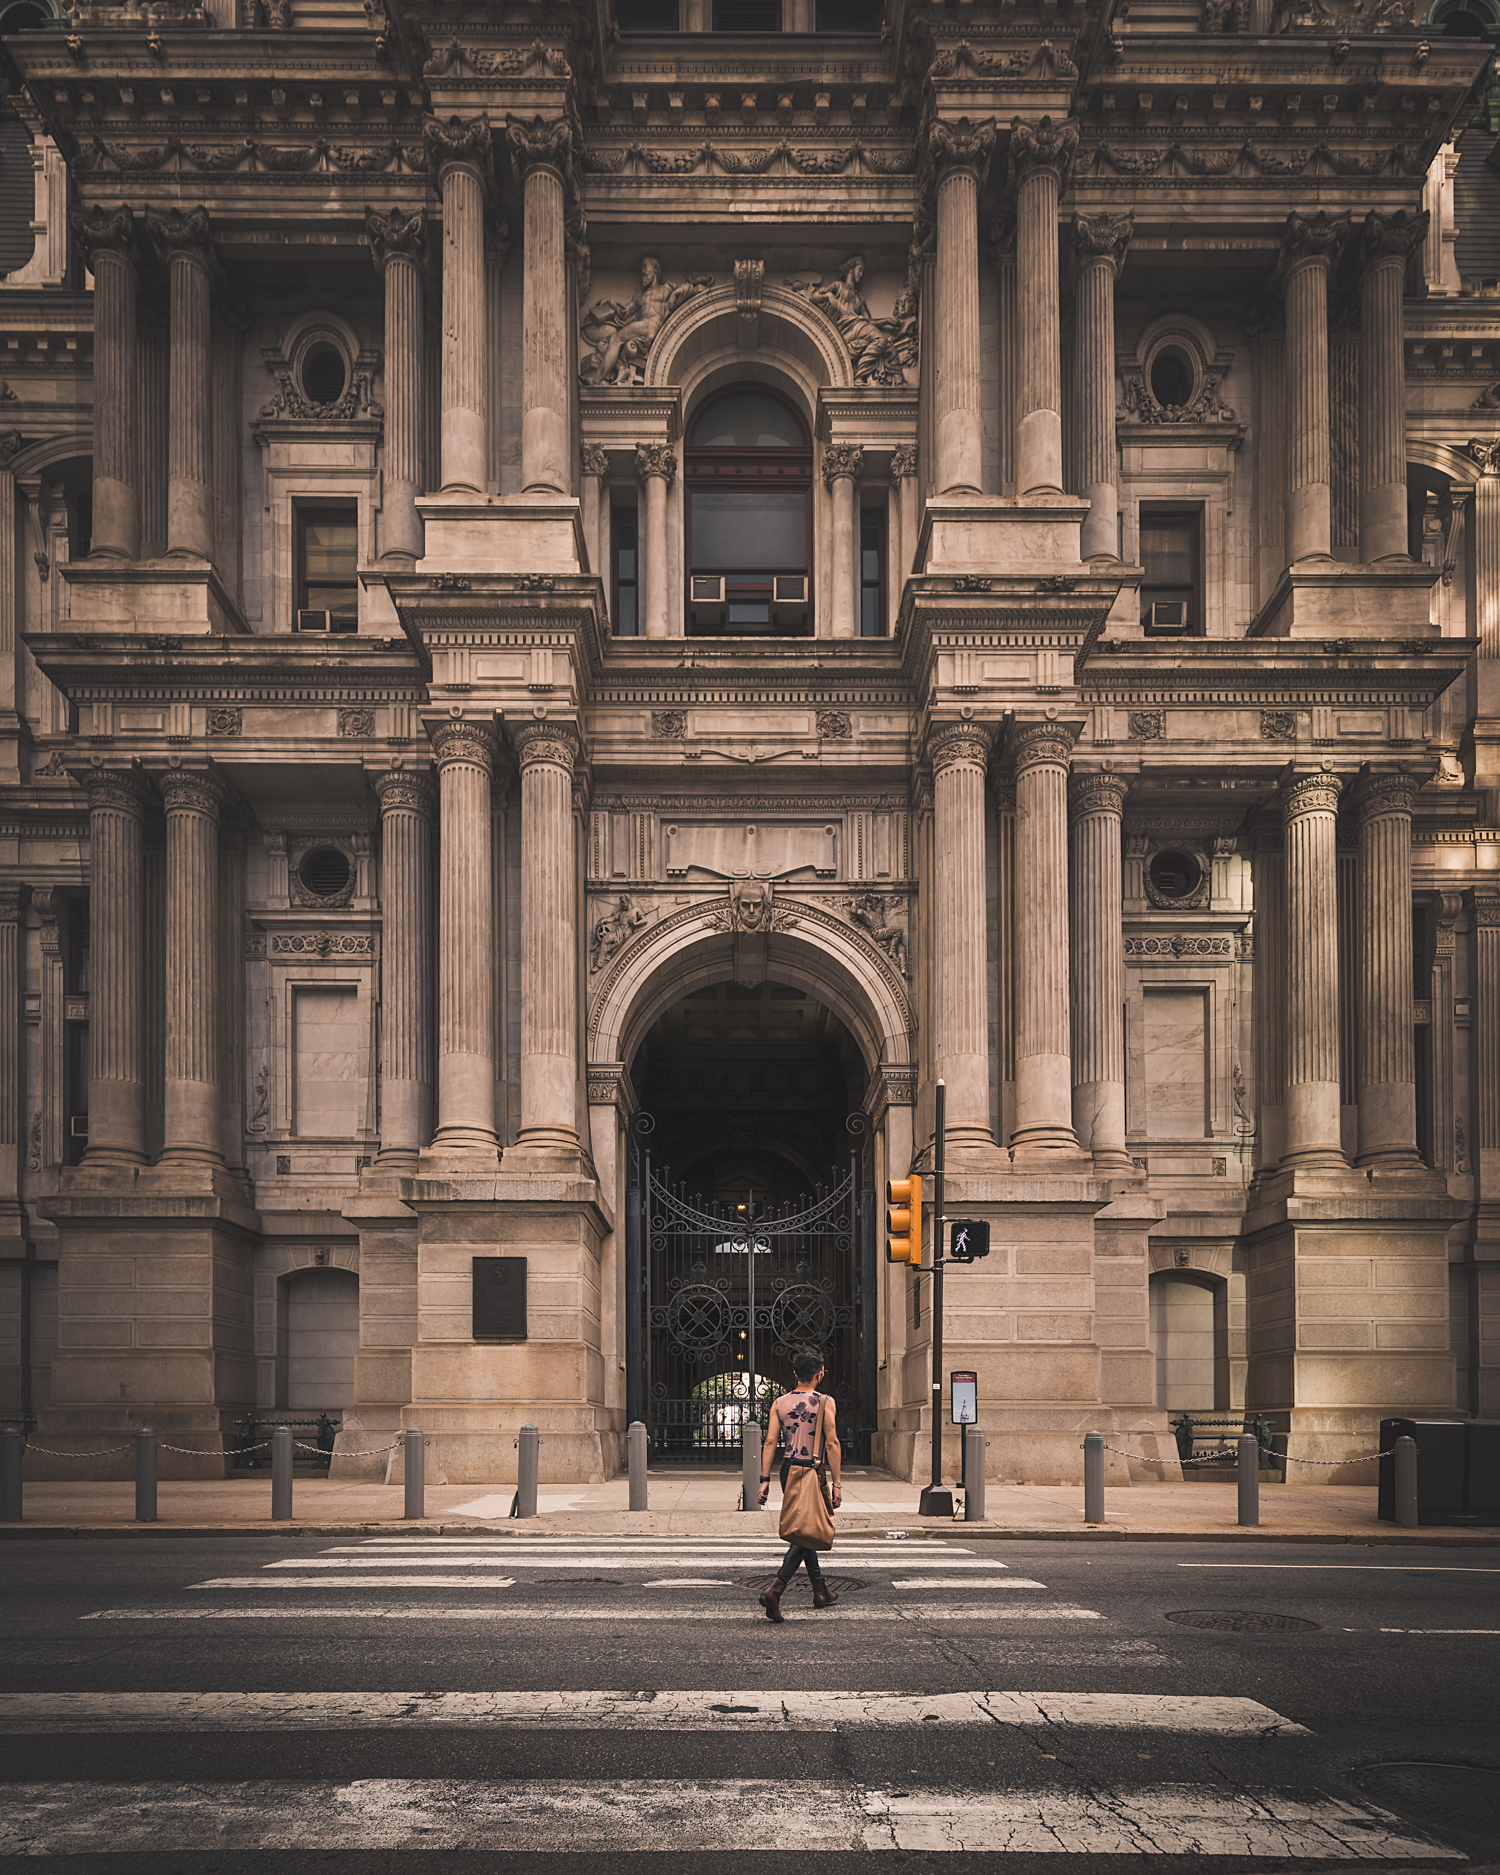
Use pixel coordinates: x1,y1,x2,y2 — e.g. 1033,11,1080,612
631,981,868,1202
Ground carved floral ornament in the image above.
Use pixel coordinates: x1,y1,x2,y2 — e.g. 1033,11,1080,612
1467,437,1500,475
928,39,1078,80
1010,721,1076,773
1281,769,1343,819
423,112,494,181
374,770,436,816
1272,209,1351,286
1074,211,1132,273
927,115,999,181
512,721,580,773
890,445,918,479
1361,207,1429,273
929,721,994,772
81,764,150,816
68,204,136,268
430,719,496,775
1351,770,1421,823
365,205,426,275
1202,0,1419,31
1007,116,1080,191
1068,772,1131,819
158,767,226,817
635,442,677,485
145,204,215,272
821,444,863,490
581,443,610,479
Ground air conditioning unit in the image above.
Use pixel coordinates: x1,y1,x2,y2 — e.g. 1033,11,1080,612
689,575,726,623
772,574,808,625
329,614,358,635
1146,600,1189,635
295,609,331,633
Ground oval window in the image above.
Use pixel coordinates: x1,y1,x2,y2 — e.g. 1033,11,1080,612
1149,348,1193,411
1148,850,1203,900
301,341,348,409
298,847,352,898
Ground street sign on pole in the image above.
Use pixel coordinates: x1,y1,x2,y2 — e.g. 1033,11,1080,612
948,1219,990,1263
950,1371,977,1426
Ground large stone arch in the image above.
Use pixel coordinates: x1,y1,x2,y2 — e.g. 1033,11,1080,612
587,897,914,1086
645,282,853,405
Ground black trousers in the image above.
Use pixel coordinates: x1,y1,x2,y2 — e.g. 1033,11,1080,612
775,1459,825,1584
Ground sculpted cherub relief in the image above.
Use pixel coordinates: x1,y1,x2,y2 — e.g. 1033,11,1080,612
589,894,649,972
578,256,712,386
785,255,916,387
849,892,909,976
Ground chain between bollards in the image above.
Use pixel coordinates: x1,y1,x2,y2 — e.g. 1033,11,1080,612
628,1421,647,1512
1082,1429,1105,1524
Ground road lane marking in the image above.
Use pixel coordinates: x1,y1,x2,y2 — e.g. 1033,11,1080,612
265,1556,1015,1571
86,1602,1105,1621
1378,1628,1500,1634
0,1780,1443,1855
0,1691,1307,1735
891,1578,1042,1589
1177,1563,1500,1572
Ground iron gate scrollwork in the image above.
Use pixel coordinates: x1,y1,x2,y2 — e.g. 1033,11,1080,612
629,1122,864,1463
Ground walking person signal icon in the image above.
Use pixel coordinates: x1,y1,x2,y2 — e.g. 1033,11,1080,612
947,1219,990,1264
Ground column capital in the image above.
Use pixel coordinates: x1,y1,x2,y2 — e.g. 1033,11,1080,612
70,203,137,271
373,766,437,816
424,112,493,182
80,762,150,817
635,441,676,485
366,204,427,276
889,443,918,480
158,765,225,817
926,115,997,182
144,204,214,272
1280,767,1343,820
505,112,574,181
1272,208,1350,286
822,442,863,489
1074,210,1132,275
430,717,496,775
1007,114,1079,191
928,720,994,773
0,883,28,924
1350,768,1421,824
1067,769,1131,819
513,719,580,774
582,442,609,479
1466,886,1500,928
1468,436,1500,477
1010,719,1077,774
1360,206,1428,277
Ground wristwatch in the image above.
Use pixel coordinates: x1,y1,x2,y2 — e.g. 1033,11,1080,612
759,1473,770,1482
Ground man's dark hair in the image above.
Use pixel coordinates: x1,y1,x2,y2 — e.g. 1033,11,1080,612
791,1346,824,1383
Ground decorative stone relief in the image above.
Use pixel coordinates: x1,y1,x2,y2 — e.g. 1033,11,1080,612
665,821,837,880
1125,934,1233,956
784,256,915,386
578,256,712,386
821,444,864,488
704,879,796,934
635,442,677,485
1260,710,1298,741
206,707,243,737
1129,709,1166,741
337,707,375,739
816,710,852,740
581,443,609,478
848,892,909,977
589,894,649,973
651,710,687,741
272,932,373,958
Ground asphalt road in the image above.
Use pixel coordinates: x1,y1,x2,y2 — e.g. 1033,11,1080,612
1,1526,1497,1872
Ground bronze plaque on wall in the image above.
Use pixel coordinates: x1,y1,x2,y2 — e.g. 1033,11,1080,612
472,1257,527,1341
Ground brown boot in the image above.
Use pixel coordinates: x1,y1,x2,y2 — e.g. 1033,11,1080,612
759,1577,787,1623
812,1580,838,1609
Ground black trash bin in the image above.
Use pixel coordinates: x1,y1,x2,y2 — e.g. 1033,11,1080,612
1379,1418,1500,1526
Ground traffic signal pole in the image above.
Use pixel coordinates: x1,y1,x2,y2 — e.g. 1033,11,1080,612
918,1080,954,1518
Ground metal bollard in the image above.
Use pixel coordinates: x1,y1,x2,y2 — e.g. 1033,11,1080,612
404,1428,424,1521
271,1424,293,1521
1083,1429,1105,1525
134,1429,157,1524
1237,1433,1259,1528
628,1421,647,1512
741,1418,761,1512
0,1427,21,1522
514,1424,539,1519
963,1425,986,1522
1394,1434,1419,1529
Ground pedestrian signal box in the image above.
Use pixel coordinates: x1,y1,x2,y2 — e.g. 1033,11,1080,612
947,1219,991,1263
886,1175,922,1266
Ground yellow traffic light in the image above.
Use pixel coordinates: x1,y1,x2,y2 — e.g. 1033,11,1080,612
886,1174,922,1266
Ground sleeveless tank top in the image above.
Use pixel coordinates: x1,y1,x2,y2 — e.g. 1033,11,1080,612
776,1389,824,1462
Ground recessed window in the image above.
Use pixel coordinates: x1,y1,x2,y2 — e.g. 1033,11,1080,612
1148,851,1202,901
860,505,885,638
300,340,348,410
711,0,779,26
295,505,359,632
617,0,678,23
298,847,352,899
686,386,812,637
612,502,639,636
817,0,881,26
1139,506,1202,636
1149,348,1193,412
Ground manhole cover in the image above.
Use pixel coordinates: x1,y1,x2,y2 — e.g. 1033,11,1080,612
736,1573,867,1596
1354,1763,1500,1839
1164,1609,1321,1633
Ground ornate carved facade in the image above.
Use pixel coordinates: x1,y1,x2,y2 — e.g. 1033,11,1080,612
0,0,1495,1487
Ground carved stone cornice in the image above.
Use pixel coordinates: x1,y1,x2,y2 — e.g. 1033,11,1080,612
1470,888,1500,929
822,443,863,489
1350,770,1421,824
1273,209,1350,285
890,444,918,480
144,204,213,271
373,768,436,817
929,721,994,773
1074,211,1132,274
513,721,580,774
581,443,609,478
0,883,26,924
1280,769,1343,820
1068,771,1131,820
927,116,997,183
1010,720,1077,774
505,113,573,180
423,113,493,181
158,766,225,818
1361,207,1428,275
81,764,150,818
430,718,496,775
1008,116,1079,192
366,205,427,276
69,204,136,270
635,441,676,485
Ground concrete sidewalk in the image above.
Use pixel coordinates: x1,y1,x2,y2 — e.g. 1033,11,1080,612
3,1466,1495,1544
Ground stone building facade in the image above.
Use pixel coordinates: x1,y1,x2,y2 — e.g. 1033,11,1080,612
0,0,1495,1486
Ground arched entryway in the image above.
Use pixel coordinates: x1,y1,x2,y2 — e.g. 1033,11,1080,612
278,1266,359,1413
1149,1270,1227,1412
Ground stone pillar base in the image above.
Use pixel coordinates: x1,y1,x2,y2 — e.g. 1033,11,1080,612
59,557,250,636
413,493,585,578
915,493,1090,574
1248,563,1438,640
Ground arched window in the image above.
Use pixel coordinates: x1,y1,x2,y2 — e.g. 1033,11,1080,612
685,386,812,636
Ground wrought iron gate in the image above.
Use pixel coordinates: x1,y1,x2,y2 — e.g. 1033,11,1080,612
627,1116,867,1463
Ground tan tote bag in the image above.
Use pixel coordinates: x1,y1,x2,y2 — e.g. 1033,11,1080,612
777,1397,835,1552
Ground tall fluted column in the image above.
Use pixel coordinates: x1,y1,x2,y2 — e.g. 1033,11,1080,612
374,768,435,1171
1011,721,1081,1156
1474,447,1500,661
891,445,918,599
581,442,609,588
0,885,24,1222
1359,211,1427,563
82,768,148,1167
159,767,223,1166
1069,770,1132,1173
367,207,427,564
485,205,510,493
71,207,140,559
514,723,581,1157
146,207,215,561
424,116,491,494
1073,214,1132,561
1352,771,1422,1169
636,444,674,639
824,444,862,639
1281,769,1346,1169
1012,117,1079,498
1277,211,1348,564
928,118,995,495
930,723,996,1151
507,116,574,496
429,721,498,1161
989,211,1018,496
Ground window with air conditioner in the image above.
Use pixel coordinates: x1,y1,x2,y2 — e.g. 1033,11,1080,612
685,386,812,637
295,505,359,634
1139,507,1202,636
